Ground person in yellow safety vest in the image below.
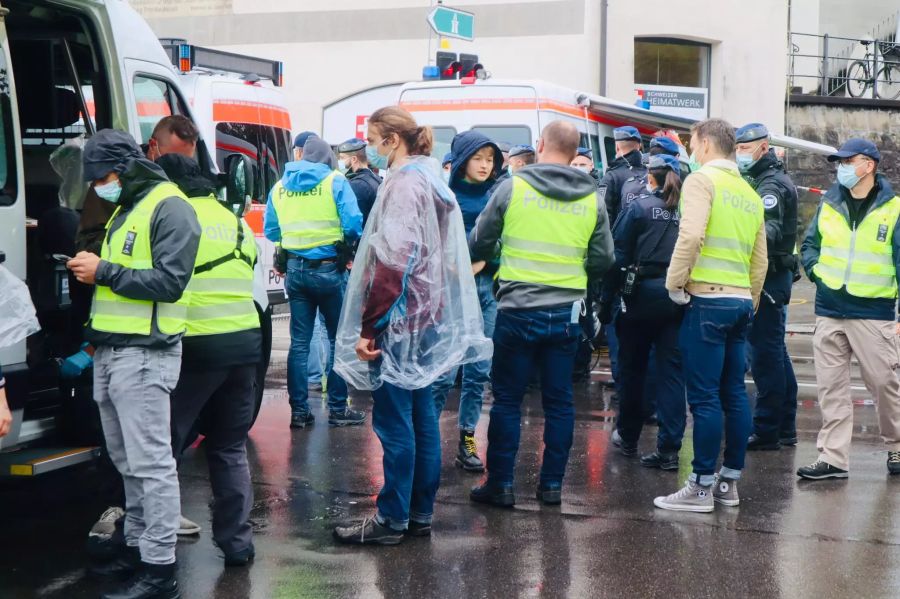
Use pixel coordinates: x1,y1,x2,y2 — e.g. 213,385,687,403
467,121,615,507
263,136,364,430
67,129,200,598
657,118,768,514
155,153,261,568
799,138,900,480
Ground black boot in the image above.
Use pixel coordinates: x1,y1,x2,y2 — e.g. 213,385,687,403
455,430,485,472
470,480,515,507
101,562,179,599
88,545,140,581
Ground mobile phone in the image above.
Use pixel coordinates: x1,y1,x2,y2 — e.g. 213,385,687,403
52,253,73,264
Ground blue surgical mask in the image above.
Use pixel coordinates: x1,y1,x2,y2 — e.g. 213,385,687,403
736,153,756,174
337,158,350,174
366,140,392,170
837,163,862,190
442,170,451,184
688,152,700,173
95,180,122,204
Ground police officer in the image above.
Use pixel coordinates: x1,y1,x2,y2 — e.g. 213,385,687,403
67,129,200,598
468,121,614,506
571,147,602,187
156,154,260,568
656,118,767,513
600,126,647,225
292,131,318,161
264,137,364,429
648,136,691,180
735,123,800,451
600,154,686,470
337,138,382,227
507,144,535,173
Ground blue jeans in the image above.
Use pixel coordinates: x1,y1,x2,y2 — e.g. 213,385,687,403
680,296,754,483
486,306,580,486
432,272,497,431
286,259,348,415
372,382,441,530
307,313,329,386
749,283,798,441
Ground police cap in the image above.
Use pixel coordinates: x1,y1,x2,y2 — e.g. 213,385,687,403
649,136,680,155
509,144,535,158
337,138,366,154
292,131,318,149
576,146,592,158
647,154,681,172
735,123,769,144
442,152,453,167
613,126,641,142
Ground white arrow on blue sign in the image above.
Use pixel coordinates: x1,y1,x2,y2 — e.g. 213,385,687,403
427,6,475,41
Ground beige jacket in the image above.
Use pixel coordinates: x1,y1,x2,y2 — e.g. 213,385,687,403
665,159,768,308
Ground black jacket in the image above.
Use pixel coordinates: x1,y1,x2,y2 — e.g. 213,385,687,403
745,149,798,258
347,167,381,226
598,150,647,225
87,158,201,349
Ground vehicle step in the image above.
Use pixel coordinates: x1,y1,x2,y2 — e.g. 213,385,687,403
0,447,100,476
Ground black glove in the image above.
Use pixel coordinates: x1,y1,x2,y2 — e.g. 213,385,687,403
597,300,613,325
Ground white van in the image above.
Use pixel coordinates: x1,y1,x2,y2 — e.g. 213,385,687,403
0,0,270,476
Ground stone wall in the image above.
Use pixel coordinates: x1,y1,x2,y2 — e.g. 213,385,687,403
785,100,900,236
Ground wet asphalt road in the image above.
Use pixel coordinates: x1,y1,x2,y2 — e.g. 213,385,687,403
3,281,900,599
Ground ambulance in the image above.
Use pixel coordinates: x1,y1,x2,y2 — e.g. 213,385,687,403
159,40,292,303
0,0,271,477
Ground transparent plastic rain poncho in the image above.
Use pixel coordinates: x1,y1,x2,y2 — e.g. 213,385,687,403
335,156,493,391
0,265,41,348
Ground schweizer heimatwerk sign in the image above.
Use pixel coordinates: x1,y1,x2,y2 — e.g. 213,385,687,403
635,85,709,120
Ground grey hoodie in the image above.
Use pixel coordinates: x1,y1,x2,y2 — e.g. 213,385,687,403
469,163,614,310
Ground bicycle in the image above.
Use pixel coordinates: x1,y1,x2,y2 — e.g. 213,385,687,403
845,39,900,100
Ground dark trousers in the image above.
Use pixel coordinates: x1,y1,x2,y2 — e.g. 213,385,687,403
170,364,256,554
486,306,579,486
615,315,686,453
749,275,798,441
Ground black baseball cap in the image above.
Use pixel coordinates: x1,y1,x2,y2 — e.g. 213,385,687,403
827,138,881,162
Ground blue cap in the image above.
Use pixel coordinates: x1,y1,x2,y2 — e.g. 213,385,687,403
735,123,769,144
442,152,453,166
649,136,680,155
509,144,535,157
613,126,641,142
293,131,318,149
576,146,592,158
828,138,881,162
647,154,681,172
337,138,366,153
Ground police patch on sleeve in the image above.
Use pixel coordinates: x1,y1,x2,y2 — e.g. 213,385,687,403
762,194,778,209
597,186,608,202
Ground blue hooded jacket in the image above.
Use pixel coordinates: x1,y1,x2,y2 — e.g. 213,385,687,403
449,131,502,236
801,174,900,321
264,138,363,259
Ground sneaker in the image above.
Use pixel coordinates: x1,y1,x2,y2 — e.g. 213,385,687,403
653,480,714,513
90,506,125,538
611,430,637,457
290,412,315,429
713,474,740,507
611,429,623,447
455,431,485,472
177,515,201,536
333,517,404,546
640,450,679,471
470,480,516,507
405,521,432,537
746,434,781,451
328,408,366,427
888,452,900,475
796,459,848,480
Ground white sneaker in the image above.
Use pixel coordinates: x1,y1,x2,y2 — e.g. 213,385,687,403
653,480,714,513
713,474,740,507
178,515,202,536
89,506,125,538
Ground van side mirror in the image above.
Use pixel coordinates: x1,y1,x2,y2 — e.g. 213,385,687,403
224,153,255,215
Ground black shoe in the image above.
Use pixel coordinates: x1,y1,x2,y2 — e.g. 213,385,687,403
888,452,900,475
405,521,432,537
223,544,255,567
328,408,366,427
456,430,485,472
640,450,679,470
290,412,315,429
88,545,140,581
797,460,849,480
611,429,637,456
643,415,658,426
333,517,404,545
747,434,781,451
470,481,515,507
100,562,179,599
779,435,799,447
535,483,562,505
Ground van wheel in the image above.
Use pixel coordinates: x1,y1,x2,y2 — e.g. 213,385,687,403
252,304,273,427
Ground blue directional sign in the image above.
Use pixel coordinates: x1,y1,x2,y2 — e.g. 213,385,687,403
428,6,475,41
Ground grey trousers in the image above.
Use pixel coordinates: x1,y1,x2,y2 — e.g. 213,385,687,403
170,364,256,555
94,344,182,565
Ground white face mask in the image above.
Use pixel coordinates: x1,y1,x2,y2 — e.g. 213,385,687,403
646,183,655,193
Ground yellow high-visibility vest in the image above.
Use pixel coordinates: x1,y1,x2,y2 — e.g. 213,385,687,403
270,172,342,250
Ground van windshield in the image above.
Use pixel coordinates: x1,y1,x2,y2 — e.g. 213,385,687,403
471,125,532,148
0,47,18,207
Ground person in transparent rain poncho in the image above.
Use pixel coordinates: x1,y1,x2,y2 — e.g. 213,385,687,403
333,107,492,545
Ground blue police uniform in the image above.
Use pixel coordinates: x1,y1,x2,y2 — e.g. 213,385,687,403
736,123,800,449
601,154,686,464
